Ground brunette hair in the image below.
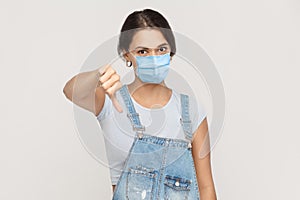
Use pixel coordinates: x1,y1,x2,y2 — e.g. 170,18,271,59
117,8,176,57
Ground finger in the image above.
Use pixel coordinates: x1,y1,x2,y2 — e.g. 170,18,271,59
101,73,120,90
96,65,113,87
98,64,110,75
107,81,123,113
99,67,116,84
106,80,122,96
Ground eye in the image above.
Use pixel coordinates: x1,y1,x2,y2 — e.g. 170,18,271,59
137,49,148,55
159,47,167,52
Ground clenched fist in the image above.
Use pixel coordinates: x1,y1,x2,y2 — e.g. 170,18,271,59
97,64,123,113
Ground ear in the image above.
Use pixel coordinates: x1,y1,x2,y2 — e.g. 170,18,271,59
121,50,130,60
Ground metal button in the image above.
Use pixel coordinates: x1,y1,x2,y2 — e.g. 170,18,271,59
138,132,143,139
188,142,192,149
175,180,180,186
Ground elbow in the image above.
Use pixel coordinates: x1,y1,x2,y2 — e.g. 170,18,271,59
63,81,72,101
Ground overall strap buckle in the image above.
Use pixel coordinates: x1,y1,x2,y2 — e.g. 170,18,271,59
132,125,145,139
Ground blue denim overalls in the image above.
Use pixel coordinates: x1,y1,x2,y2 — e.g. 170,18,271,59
112,85,201,200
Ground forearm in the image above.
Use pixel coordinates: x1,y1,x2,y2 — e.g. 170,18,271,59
63,69,100,101
199,185,217,200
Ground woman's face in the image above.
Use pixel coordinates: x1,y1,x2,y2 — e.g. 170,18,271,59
124,28,171,69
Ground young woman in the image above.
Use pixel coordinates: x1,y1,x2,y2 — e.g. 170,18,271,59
63,8,217,200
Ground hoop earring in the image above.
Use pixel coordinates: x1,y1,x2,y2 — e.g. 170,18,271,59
126,61,132,67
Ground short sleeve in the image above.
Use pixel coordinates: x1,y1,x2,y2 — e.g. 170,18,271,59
96,93,113,121
189,95,207,134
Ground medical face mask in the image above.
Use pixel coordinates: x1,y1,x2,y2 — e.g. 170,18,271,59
135,52,171,84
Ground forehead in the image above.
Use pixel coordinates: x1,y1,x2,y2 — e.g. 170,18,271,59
129,28,168,50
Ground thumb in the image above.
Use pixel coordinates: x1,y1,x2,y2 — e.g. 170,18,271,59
110,93,123,113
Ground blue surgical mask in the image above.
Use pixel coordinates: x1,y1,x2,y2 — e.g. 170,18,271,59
135,53,171,84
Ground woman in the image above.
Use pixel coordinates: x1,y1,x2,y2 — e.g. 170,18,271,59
63,8,217,200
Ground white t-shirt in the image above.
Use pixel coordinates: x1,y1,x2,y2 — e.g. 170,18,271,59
96,88,207,185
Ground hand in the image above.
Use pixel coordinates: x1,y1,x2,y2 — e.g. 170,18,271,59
97,64,123,113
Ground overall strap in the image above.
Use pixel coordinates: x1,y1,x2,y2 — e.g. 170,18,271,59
180,94,193,141
119,85,145,135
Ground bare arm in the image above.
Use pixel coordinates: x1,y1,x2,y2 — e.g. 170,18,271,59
63,69,106,116
63,65,123,116
192,117,217,200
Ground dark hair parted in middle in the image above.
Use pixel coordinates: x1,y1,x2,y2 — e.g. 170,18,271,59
117,8,176,58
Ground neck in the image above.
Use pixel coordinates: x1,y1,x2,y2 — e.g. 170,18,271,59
128,78,168,98
127,78,172,109
128,77,171,99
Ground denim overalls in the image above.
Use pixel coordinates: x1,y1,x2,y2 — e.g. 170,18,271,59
112,85,201,200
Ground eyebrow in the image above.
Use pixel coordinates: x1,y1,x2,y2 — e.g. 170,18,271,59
134,43,169,49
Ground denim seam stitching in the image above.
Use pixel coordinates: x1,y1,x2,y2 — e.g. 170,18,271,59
156,145,168,199
189,150,200,200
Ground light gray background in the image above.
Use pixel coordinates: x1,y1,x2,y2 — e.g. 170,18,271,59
1,0,299,199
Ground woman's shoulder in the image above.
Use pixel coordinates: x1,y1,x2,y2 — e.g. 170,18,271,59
171,89,194,105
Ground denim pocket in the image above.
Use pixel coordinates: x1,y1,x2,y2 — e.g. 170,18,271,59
126,165,157,200
164,174,192,200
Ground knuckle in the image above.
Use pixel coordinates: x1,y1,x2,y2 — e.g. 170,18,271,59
110,68,116,74
102,85,108,90
117,81,122,87
102,64,109,71
112,74,120,81
117,82,122,88
106,87,114,96
101,82,108,90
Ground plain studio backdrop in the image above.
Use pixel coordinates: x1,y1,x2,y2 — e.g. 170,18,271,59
1,1,299,199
